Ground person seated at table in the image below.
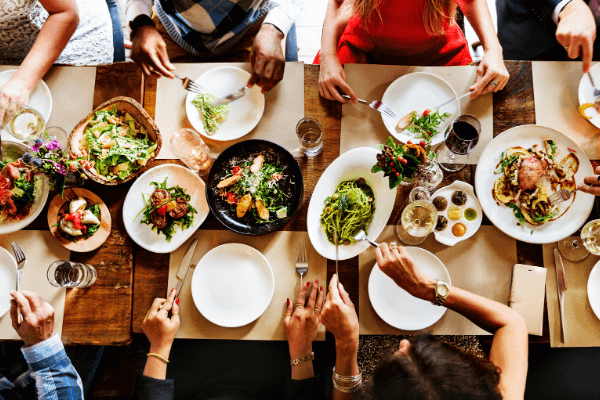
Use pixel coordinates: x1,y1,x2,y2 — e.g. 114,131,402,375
0,290,84,398
578,165,600,196
497,0,597,73
316,0,510,104
0,0,118,108
133,281,325,399
321,243,528,399
125,0,302,94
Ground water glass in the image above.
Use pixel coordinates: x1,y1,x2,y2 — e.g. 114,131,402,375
0,102,45,142
45,126,69,152
47,260,97,288
296,117,323,157
437,114,481,172
170,128,214,175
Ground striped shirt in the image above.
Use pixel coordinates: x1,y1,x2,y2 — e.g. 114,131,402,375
126,0,302,57
0,335,83,399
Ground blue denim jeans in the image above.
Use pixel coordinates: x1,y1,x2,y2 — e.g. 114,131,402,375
105,0,125,62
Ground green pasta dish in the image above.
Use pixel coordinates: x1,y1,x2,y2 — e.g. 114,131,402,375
320,179,375,245
192,93,230,135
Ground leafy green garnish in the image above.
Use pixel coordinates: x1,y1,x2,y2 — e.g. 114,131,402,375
406,110,451,140
494,152,519,174
192,93,230,134
12,178,35,213
531,211,557,223
507,204,526,226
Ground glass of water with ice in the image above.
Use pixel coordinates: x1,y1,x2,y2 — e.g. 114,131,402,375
296,117,322,157
47,260,97,288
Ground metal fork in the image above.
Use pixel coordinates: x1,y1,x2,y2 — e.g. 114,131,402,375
341,94,396,119
589,72,600,98
211,86,247,107
11,241,26,324
549,189,572,206
174,74,207,95
295,243,308,290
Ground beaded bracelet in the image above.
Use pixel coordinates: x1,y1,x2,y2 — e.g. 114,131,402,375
290,352,315,366
147,353,169,364
333,366,362,383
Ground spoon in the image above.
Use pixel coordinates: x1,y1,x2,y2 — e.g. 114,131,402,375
353,230,379,247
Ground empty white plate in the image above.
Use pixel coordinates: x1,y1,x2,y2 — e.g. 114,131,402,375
578,63,600,128
0,246,17,319
588,260,600,321
0,69,52,126
381,72,460,146
368,247,451,331
191,243,274,327
185,66,265,141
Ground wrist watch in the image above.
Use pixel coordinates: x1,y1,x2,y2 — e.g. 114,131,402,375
129,14,154,36
432,280,450,306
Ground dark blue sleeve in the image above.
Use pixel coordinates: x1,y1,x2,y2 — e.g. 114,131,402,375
132,375,175,400
284,377,323,400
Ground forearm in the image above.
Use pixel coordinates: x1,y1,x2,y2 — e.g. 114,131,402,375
332,342,361,400
143,345,172,380
321,0,353,58
290,345,315,380
461,0,502,52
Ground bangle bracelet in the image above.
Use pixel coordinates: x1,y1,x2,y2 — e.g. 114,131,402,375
147,352,169,364
333,378,363,393
333,366,362,383
290,352,314,366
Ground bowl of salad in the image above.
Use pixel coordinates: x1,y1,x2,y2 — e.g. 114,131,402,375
68,97,161,185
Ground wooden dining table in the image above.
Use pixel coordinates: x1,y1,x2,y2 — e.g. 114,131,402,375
22,60,591,346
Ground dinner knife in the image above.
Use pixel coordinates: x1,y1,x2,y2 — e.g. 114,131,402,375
553,248,568,343
432,92,471,111
174,238,199,299
334,228,339,285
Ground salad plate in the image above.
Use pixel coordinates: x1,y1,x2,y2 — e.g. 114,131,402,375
578,63,600,129
307,147,396,260
123,164,209,253
588,260,600,321
474,125,594,244
0,246,17,319
191,243,274,328
185,66,265,141
368,247,450,331
381,72,460,146
0,69,52,127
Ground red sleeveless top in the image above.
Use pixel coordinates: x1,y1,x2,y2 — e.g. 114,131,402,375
315,0,472,66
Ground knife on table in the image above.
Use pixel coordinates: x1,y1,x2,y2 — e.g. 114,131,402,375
174,238,199,300
553,248,568,343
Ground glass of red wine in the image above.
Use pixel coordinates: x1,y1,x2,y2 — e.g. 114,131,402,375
437,114,481,172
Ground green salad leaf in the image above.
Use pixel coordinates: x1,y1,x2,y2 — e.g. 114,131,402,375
192,93,230,134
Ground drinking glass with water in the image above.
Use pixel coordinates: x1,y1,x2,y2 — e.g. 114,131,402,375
170,128,214,176
296,117,323,157
47,260,97,288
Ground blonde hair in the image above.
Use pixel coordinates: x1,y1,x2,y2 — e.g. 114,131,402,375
353,0,458,35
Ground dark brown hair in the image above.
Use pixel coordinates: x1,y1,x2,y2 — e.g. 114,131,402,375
366,334,502,400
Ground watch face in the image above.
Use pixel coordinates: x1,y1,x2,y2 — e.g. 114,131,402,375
437,283,449,296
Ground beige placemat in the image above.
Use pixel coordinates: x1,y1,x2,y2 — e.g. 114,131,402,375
341,64,493,162
0,231,69,340
359,225,516,335
543,241,600,347
532,61,600,160
168,230,326,340
154,62,304,159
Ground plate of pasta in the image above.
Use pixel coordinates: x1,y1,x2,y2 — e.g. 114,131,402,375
307,147,396,260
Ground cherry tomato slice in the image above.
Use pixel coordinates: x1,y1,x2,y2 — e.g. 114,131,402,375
423,109,431,116
157,204,168,216
232,166,243,175
226,192,237,204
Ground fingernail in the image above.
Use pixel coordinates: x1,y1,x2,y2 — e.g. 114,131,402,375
320,286,323,291
171,288,175,293
315,279,318,284
175,298,179,305
287,298,291,305
306,282,310,287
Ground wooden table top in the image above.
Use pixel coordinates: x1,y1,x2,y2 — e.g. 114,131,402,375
25,60,589,345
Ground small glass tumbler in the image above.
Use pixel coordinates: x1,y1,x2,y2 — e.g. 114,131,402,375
170,128,214,176
296,117,323,157
47,260,97,288
45,126,69,152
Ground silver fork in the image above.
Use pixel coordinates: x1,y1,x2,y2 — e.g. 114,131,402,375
353,230,379,247
11,241,26,324
211,86,247,107
174,74,207,95
295,243,308,290
549,188,573,206
341,94,396,119
589,72,600,98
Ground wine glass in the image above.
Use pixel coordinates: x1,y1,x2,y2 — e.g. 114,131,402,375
170,128,214,176
0,102,45,142
396,186,438,245
558,219,600,261
437,114,481,172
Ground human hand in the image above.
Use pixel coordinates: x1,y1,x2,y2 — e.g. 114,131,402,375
469,47,509,99
321,274,359,353
577,165,600,195
130,25,175,78
556,0,596,73
10,291,54,347
0,77,32,108
375,243,436,301
142,288,180,356
284,280,324,359
247,24,285,94
318,53,357,103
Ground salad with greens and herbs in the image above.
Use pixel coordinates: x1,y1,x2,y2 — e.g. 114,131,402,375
192,93,230,135
83,105,157,181
0,157,37,223
396,109,451,141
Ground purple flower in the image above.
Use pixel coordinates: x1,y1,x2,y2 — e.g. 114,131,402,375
54,162,67,176
44,140,61,151
31,143,42,152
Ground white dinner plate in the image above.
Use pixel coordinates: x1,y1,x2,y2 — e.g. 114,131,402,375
191,243,274,327
474,125,594,244
185,66,265,141
368,247,450,330
431,180,483,246
578,63,600,128
123,164,209,253
307,147,397,260
381,72,460,146
0,69,52,130
588,260,600,321
0,246,17,319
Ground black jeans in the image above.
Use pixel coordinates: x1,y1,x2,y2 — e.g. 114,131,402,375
105,0,125,62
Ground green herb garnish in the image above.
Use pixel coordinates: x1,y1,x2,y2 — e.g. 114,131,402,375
507,204,526,226
406,110,451,140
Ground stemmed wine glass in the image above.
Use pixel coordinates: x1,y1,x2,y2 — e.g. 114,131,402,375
437,114,481,172
396,186,438,245
0,102,45,142
558,219,600,261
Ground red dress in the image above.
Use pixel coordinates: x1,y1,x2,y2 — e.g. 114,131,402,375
314,0,472,66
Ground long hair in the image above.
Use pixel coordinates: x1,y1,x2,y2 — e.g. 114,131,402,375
353,0,458,35
365,334,503,400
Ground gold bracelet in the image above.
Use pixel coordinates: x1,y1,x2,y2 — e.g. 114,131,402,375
147,352,169,364
333,366,362,383
290,352,314,366
333,378,363,393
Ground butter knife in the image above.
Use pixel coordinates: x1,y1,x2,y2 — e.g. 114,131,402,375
432,92,471,111
174,238,199,299
553,248,567,343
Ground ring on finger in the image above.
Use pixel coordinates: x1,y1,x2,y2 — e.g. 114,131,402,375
314,307,321,313
296,303,304,308
490,81,498,87
389,242,398,250
285,312,292,316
